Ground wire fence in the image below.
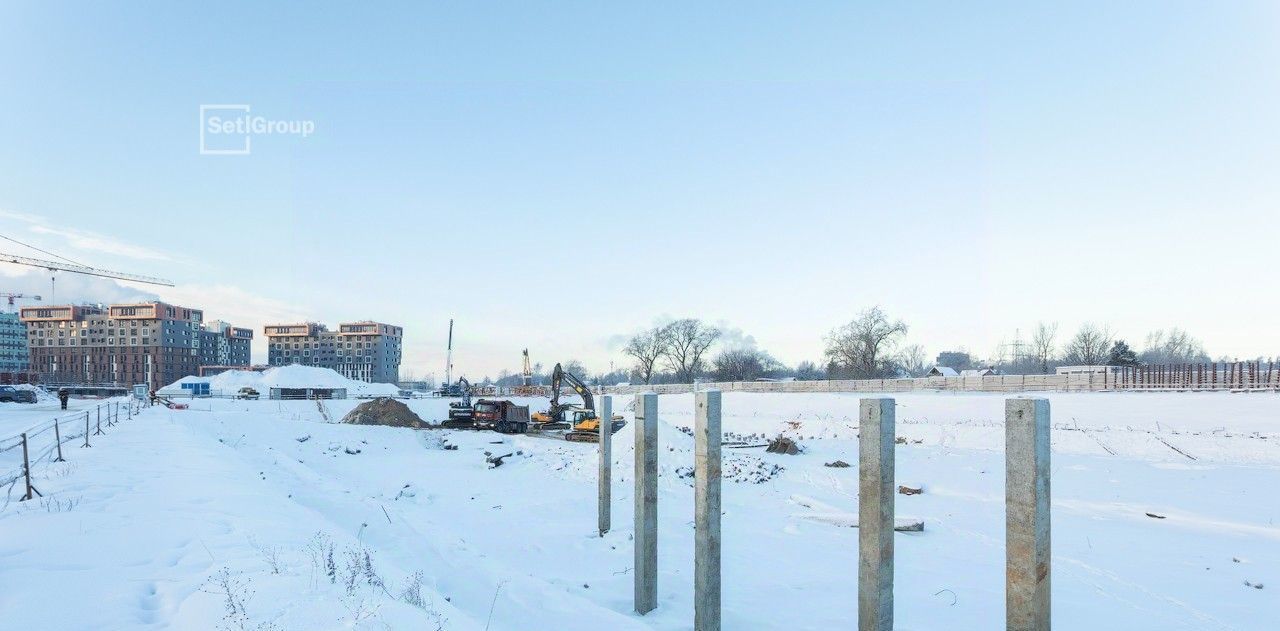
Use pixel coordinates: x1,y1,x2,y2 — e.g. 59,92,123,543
1,398,139,509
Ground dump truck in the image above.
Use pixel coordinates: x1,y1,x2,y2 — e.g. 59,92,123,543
472,399,530,434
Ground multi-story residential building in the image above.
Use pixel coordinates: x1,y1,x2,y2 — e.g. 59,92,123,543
20,301,249,388
0,312,30,374
264,320,402,383
199,320,253,368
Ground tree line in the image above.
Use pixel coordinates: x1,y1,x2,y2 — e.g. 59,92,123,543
461,308,1256,386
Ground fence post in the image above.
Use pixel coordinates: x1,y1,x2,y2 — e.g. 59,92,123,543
859,398,895,631
94,406,103,435
598,395,612,536
53,418,65,462
83,411,91,448
1006,397,1051,630
20,433,40,501
634,392,658,615
694,390,722,630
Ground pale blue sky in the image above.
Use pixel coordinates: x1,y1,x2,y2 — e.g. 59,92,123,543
1,2,1278,379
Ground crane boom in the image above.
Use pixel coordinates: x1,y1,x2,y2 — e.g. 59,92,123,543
0,251,174,286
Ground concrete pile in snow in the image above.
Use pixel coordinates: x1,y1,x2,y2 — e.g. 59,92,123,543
341,398,426,428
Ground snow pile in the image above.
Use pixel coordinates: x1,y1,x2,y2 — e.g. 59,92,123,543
161,365,401,397
9,384,54,403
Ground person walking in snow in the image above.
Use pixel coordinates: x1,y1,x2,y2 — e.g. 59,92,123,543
57,387,70,410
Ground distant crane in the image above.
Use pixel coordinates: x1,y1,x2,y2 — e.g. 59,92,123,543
0,251,174,302
521,348,533,386
0,292,40,313
443,319,455,388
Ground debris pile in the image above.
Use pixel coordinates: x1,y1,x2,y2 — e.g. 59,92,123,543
766,436,802,455
341,398,425,429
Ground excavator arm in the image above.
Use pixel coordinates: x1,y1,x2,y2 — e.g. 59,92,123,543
551,363,594,412
458,376,472,407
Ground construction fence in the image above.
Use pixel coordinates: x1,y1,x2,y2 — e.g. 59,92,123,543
598,361,1280,397
0,398,137,509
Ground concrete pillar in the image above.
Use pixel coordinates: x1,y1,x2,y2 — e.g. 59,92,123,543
1006,397,1051,630
634,392,658,615
694,390,722,630
858,398,894,631
598,395,612,536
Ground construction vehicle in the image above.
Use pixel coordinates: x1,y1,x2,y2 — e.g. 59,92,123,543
236,387,260,400
442,377,475,428
149,392,188,410
532,363,626,442
472,399,530,434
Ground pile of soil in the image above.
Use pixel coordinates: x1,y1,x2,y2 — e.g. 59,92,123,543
341,398,426,428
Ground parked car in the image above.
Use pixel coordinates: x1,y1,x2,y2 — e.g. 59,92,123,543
0,386,37,404
236,387,261,400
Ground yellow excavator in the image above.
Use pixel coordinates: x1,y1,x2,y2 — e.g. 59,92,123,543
532,363,625,442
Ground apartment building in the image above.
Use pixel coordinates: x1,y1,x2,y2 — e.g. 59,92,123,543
20,301,247,387
264,320,402,383
199,319,254,367
0,312,29,373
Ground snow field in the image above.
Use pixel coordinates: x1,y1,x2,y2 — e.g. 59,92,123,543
0,391,1276,629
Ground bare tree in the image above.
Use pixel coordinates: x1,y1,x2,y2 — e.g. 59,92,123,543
562,359,588,379
1062,323,1112,365
711,348,770,382
662,319,721,383
824,307,909,378
898,344,928,377
794,360,825,381
1030,322,1058,374
623,325,670,384
1141,328,1209,364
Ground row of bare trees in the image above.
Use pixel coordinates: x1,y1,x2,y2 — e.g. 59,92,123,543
608,308,1231,385
624,319,723,384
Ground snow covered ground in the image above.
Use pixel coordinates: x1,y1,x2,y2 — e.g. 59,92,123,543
1,391,1276,629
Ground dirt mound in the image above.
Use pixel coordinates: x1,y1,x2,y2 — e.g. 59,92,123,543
341,398,425,428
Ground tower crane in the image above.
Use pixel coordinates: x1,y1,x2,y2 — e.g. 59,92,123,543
0,293,41,313
521,348,532,386
0,251,173,302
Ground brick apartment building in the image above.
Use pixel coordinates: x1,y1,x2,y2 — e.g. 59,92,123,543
264,321,402,383
20,301,251,387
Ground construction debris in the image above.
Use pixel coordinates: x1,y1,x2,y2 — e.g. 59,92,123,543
898,485,924,495
766,436,801,455
486,452,514,468
824,460,851,468
341,398,426,429
790,495,925,531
